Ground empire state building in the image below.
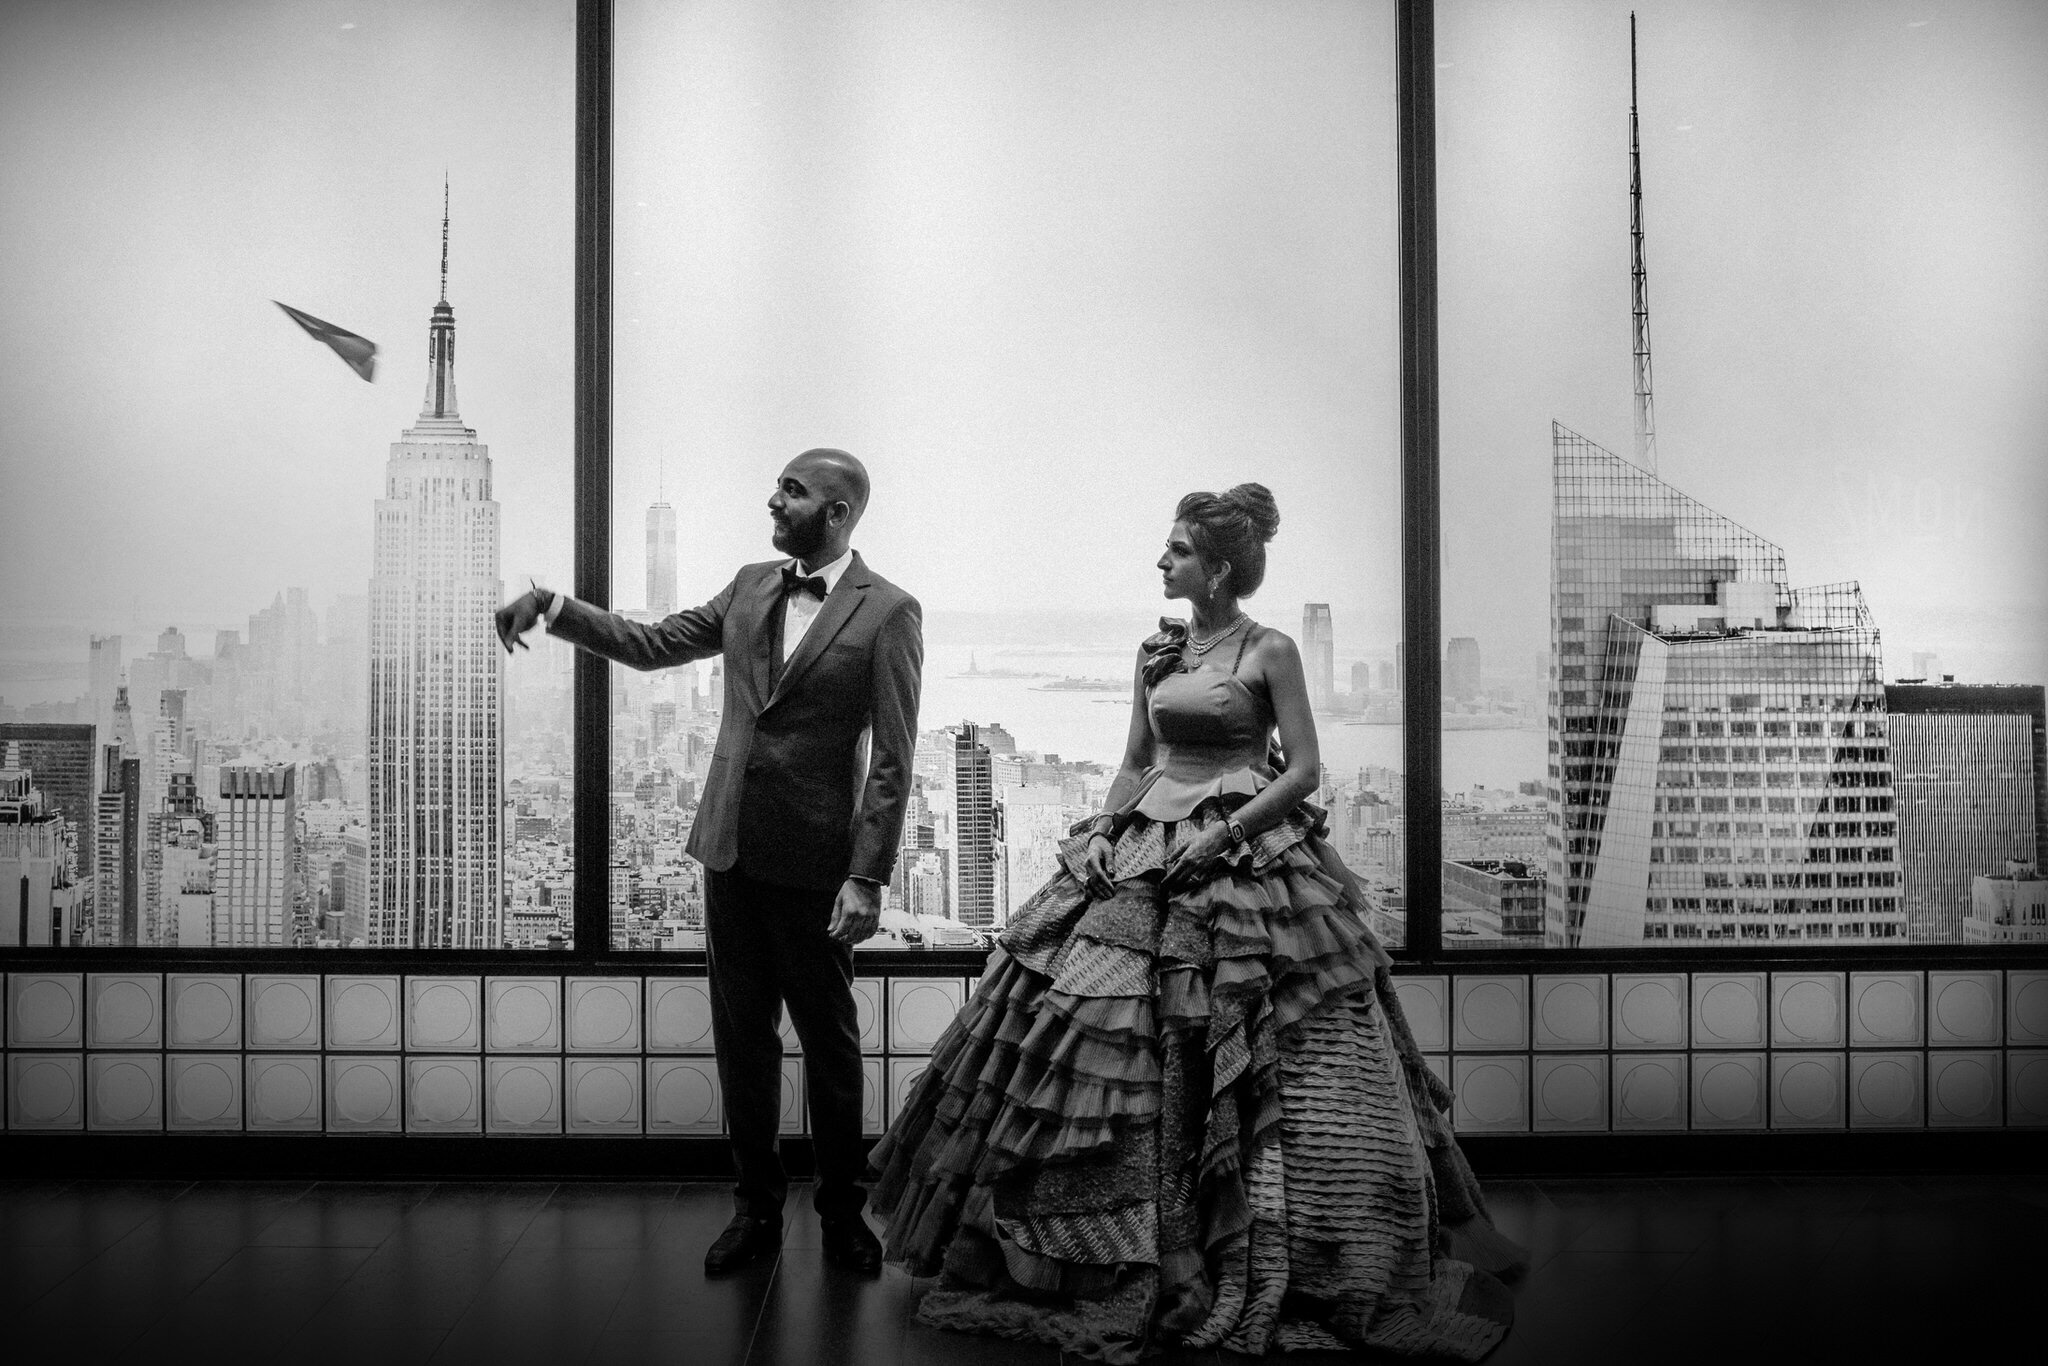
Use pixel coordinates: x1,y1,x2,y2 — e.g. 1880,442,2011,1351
367,201,503,948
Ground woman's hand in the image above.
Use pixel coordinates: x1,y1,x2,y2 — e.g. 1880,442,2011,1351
1162,822,1235,891
1082,834,1116,899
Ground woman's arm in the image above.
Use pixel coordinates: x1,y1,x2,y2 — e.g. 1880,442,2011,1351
1094,646,1159,814
1225,627,1322,836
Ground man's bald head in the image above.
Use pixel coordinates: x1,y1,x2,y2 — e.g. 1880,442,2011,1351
769,447,871,566
791,448,871,526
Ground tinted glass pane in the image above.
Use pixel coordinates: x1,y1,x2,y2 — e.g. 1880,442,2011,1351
0,0,575,948
1438,1,2048,949
610,0,1405,951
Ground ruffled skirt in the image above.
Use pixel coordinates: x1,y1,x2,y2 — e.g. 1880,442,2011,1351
868,803,1522,1362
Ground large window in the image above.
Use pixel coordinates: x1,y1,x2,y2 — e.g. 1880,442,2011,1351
0,0,575,950
606,0,1409,951
1435,0,2048,951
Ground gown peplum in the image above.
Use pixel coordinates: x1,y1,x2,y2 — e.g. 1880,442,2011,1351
868,631,1522,1362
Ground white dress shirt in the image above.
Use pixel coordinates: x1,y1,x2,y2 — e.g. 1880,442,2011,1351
780,546,855,658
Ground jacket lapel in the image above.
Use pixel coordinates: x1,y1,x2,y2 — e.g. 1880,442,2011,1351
766,553,870,710
748,563,785,709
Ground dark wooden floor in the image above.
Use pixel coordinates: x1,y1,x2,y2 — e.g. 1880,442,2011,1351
3,1172,2043,1364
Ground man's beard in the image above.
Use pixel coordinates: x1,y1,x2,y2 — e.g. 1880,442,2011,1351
775,510,830,563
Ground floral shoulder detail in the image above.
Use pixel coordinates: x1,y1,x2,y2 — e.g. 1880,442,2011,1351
1140,617,1188,688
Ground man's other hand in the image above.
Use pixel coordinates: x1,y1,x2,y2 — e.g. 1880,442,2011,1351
827,878,882,945
495,591,545,653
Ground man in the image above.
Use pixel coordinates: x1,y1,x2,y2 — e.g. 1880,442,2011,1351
496,448,921,1275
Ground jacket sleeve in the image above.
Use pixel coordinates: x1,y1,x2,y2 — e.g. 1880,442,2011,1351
848,593,923,885
548,576,734,672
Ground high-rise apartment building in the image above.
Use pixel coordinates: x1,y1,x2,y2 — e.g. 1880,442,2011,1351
1546,425,1901,949
647,501,677,617
1965,861,2048,943
87,635,122,749
142,768,213,947
951,723,997,928
1446,637,1483,703
215,761,298,947
94,742,142,945
367,209,504,949
2,744,85,947
0,722,97,877
1886,682,2046,943
1302,605,1334,710
999,784,1072,922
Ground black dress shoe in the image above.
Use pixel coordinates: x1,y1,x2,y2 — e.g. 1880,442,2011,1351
704,1215,782,1274
820,1216,884,1274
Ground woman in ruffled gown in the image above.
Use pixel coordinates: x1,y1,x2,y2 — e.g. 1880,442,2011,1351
869,484,1523,1361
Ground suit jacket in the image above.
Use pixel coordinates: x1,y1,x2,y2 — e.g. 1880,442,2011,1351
551,554,923,892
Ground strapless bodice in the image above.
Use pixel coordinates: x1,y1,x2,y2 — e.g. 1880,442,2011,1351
1125,665,1275,821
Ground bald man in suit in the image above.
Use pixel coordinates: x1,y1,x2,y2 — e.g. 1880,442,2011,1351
497,448,922,1275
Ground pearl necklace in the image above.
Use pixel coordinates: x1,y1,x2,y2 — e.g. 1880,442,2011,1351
1186,612,1249,655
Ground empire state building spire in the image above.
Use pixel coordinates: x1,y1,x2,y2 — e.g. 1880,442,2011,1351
419,176,462,426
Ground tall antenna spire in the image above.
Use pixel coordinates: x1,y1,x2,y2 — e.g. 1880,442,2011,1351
439,173,450,304
1629,12,1658,473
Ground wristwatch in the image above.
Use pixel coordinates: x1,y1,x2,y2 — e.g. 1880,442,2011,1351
1225,815,1248,845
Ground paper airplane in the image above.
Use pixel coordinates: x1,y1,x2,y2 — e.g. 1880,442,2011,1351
273,300,378,382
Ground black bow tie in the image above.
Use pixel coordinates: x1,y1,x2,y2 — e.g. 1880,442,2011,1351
781,565,828,600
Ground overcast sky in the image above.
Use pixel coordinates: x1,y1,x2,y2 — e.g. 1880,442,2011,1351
2,0,2042,689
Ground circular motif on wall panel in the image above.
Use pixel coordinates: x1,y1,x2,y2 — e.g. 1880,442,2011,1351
1540,1063,1600,1123
577,986,634,1045
174,982,235,1043
17,980,77,1040
653,985,711,1048
1854,1060,1914,1122
1776,1060,1836,1122
1538,982,1600,1045
654,1065,715,1126
1934,980,1995,1041
98,1062,156,1123
574,1066,635,1125
1618,982,1679,1044
2011,1057,2048,1121
1698,1060,1757,1123
256,1063,315,1122
2013,979,2048,1040
1461,984,1522,1047
854,988,878,1042
254,982,314,1042
1461,1064,1520,1125
414,1065,474,1125
896,986,957,1046
1934,1057,1993,1120
414,985,475,1046
17,1059,77,1122
334,984,393,1044
1777,982,1837,1044
494,1065,554,1126
492,985,553,1048
175,1061,236,1122
1855,980,1915,1042
1618,1062,1679,1122
333,1062,393,1124
1698,982,1758,1043
96,982,156,1043
1394,984,1445,1049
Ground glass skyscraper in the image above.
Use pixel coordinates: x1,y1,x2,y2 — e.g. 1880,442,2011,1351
1547,424,1901,948
366,231,505,949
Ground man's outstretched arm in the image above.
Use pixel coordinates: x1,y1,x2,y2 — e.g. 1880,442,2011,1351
496,577,736,671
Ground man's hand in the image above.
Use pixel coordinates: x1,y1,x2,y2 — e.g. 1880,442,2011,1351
495,591,546,653
826,877,882,945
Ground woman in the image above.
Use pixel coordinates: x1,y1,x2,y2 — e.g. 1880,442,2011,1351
869,485,1522,1361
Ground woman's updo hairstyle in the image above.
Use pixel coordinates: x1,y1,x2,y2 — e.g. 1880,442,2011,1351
1174,483,1281,597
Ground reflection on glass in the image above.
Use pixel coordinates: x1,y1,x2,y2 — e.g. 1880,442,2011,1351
0,1,573,948
1438,1,2047,950
611,0,1404,951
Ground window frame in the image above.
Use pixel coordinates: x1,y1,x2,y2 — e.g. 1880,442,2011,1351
1,0,2040,980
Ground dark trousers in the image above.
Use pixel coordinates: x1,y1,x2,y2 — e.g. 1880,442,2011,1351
704,866,867,1224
